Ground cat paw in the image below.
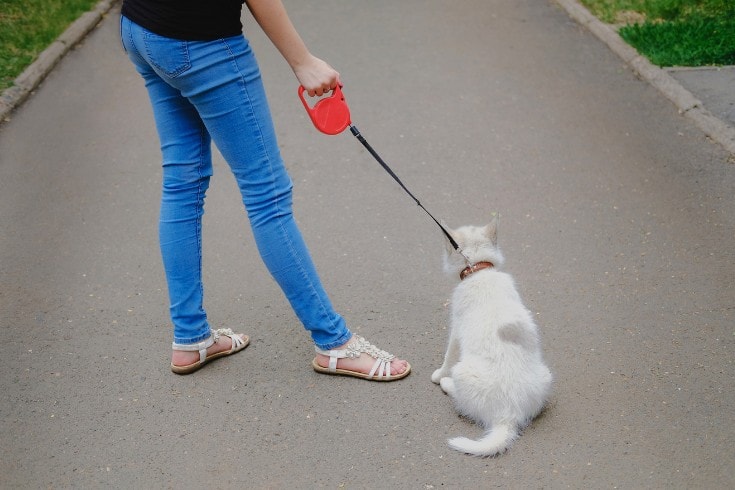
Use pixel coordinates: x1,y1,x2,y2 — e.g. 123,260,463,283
431,368,446,384
439,377,456,395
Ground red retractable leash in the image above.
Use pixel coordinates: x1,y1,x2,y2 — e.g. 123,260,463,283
298,85,470,264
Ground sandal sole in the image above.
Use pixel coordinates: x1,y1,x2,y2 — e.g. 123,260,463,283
171,335,250,375
312,358,411,381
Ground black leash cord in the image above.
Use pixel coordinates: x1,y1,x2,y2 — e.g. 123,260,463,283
349,124,461,252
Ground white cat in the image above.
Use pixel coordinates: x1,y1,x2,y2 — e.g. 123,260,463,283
431,217,552,456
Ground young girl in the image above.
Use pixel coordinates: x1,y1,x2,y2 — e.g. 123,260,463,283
120,0,410,380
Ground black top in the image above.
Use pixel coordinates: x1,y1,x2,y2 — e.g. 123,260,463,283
121,0,245,41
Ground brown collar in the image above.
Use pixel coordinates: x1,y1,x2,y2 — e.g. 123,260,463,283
459,261,494,281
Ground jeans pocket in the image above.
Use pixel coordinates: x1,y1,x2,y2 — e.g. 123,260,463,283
143,31,191,78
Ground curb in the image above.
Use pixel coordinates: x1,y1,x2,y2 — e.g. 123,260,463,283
0,0,118,123
555,0,735,155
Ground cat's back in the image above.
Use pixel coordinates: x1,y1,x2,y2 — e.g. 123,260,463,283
451,269,534,330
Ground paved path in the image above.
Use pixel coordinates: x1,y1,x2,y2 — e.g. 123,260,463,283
1,1,733,487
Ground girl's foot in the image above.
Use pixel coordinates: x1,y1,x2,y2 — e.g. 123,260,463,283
171,329,249,374
313,335,411,381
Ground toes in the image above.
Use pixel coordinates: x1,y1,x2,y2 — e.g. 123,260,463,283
391,358,409,375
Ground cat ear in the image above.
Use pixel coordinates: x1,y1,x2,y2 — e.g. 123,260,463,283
484,213,499,245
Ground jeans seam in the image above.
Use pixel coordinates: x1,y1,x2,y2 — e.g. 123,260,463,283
279,219,339,332
196,124,208,337
122,16,136,57
220,36,270,167
119,16,127,54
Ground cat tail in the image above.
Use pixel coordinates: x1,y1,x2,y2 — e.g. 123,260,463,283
448,424,518,457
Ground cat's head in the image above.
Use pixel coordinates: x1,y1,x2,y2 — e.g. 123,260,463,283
443,215,504,275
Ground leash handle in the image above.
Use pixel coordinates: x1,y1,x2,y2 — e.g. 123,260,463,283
298,84,351,135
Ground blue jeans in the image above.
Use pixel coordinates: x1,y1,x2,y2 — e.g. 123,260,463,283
120,16,351,349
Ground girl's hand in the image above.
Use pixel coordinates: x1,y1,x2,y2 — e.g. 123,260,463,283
243,0,340,96
293,54,340,97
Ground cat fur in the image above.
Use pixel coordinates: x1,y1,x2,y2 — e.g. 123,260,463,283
431,217,552,456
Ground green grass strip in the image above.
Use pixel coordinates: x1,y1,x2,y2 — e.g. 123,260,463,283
620,14,735,66
0,0,100,91
581,0,735,67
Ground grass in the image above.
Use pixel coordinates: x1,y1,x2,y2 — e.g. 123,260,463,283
580,0,735,66
0,0,100,91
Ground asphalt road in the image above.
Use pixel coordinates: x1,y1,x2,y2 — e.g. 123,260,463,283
1,1,733,488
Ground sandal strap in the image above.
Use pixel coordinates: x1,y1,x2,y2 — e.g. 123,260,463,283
228,329,246,351
315,336,396,378
172,335,215,364
313,346,342,371
171,328,237,364
369,357,392,380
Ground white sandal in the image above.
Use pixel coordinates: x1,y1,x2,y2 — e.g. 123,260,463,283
171,328,249,374
312,336,411,381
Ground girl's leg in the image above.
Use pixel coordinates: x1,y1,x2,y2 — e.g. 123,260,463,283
166,34,351,350
122,16,215,345
151,79,213,345
121,16,245,366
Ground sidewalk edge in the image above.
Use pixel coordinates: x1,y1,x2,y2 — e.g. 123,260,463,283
554,0,735,155
0,0,118,123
